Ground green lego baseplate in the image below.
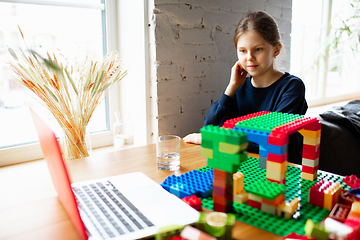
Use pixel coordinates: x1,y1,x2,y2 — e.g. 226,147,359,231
197,156,351,237
235,111,303,133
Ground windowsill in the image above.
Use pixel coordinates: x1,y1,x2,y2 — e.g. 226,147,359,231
91,143,137,156
305,100,351,118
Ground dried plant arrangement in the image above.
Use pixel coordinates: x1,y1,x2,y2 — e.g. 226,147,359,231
8,27,127,160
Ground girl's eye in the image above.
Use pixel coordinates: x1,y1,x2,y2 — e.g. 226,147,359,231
255,48,262,51
239,49,246,53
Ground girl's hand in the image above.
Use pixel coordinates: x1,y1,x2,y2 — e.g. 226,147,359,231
225,61,247,97
183,133,201,145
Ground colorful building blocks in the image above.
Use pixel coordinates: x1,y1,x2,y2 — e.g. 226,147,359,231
200,125,248,213
158,112,360,237
229,111,321,183
309,179,342,211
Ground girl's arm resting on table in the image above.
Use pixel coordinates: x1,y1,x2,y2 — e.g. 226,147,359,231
183,133,201,145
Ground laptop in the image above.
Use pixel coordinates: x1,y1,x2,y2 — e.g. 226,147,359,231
30,108,200,240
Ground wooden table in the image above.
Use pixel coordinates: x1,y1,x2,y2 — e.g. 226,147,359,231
0,141,282,240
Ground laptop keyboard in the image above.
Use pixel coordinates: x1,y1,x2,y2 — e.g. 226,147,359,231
73,181,154,239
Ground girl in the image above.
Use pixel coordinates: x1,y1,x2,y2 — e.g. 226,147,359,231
184,11,308,164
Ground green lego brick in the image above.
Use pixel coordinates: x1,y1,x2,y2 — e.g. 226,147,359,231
201,138,213,149
200,125,247,145
207,151,247,173
245,180,285,200
201,147,213,159
219,142,248,154
235,112,303,133
304,219,329,240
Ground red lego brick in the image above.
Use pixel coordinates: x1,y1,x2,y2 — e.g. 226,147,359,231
302,118,322,131
283,232,317,240
248,199,262,210
213,185,233,198
329,203,351,223
213,202,232,213
340,190,360,206
268,132,288,146
182,195,202,211
302,144,320,160
343,175,360,189
302,165,319,175
267,152,288,163
213,193,227,205
344,214,360,229
222,111,271,129
309,180,325,207
169,236,184,240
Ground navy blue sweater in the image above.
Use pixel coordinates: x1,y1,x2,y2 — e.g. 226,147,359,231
204,72,308,164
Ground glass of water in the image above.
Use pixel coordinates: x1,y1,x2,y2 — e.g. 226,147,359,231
156,135,181,171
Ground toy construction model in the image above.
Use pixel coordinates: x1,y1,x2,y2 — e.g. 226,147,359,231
160,112,360,240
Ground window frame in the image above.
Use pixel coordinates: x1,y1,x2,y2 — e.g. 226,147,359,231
291,0,360,108
0,0,120,166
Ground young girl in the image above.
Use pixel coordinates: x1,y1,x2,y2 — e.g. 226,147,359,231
184,11,308,164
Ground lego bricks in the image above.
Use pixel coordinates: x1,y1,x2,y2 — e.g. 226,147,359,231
159,111,356,237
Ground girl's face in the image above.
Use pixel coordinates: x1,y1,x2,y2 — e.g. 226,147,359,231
236,30,281,79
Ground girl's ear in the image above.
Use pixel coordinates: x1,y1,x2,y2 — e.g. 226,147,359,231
274,44,282,58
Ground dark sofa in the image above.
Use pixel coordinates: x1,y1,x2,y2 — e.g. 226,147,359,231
317,100,360,177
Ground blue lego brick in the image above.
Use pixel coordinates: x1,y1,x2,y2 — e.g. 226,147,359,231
161,169,213,198
234,127,288,155
170,183,191,198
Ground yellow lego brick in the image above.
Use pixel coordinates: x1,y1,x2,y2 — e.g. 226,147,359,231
266,169,286,182
324,183,341,211
301,172,318,181
233,192,248,204
303,136,321,146
248,193,262,202
219,142,248,154
350,202,360,217
201,147,213,159
276,198,300,219
233,172,244,194
298,129,321,139
302,158,319,168
267,161,287,172
261,203,276,215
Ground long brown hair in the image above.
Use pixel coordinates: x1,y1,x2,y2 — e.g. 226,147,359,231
234,11,282,49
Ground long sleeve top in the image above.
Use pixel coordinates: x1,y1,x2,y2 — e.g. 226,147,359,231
204,72,308,164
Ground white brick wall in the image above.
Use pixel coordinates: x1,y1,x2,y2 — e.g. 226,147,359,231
149,0,293,141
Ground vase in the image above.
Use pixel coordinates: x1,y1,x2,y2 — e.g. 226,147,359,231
60,125,92,161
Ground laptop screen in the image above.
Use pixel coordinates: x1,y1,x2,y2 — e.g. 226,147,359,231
30,107,88,240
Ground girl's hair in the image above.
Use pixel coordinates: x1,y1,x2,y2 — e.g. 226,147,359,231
234,11,282,49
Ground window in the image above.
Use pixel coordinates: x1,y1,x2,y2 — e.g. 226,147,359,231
0,0,119,166
291,0,360,106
